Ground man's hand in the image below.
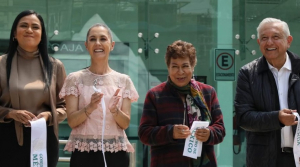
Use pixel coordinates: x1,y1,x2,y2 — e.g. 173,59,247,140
279,109,298,126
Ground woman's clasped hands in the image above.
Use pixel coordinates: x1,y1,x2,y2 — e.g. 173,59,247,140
9,110,36,125
86,88,121,115
173,124,210,142
11,110,53,127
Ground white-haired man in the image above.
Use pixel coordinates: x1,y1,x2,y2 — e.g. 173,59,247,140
235,18,300,167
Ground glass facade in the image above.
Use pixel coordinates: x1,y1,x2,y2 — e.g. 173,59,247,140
1,0,300,166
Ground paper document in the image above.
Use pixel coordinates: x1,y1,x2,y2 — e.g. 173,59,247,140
183,121,209,159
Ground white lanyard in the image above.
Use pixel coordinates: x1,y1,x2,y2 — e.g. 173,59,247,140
93,85,107,167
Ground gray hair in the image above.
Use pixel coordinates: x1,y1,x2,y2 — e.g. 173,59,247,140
86,23,113,42
257,17,290,39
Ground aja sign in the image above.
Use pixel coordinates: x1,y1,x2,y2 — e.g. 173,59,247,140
214,49,235,81
48,41,129,56
0,40,129,56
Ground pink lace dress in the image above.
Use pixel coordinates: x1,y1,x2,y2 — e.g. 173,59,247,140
59,69,139,153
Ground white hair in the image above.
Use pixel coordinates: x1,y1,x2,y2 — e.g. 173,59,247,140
256,17,290,39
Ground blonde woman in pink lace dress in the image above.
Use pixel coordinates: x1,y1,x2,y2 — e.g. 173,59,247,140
59,23,139,167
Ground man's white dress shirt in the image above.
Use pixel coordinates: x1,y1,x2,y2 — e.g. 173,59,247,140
268,53,293,148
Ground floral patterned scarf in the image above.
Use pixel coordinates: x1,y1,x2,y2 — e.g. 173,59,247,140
168,77,212,124
168,77,212,166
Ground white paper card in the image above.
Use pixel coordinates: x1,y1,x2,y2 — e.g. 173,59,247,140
30,118,47,167
183,121,209,159
293,112,300,167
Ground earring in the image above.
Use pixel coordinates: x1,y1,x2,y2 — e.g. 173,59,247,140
192,73,195,80
12,37,15,41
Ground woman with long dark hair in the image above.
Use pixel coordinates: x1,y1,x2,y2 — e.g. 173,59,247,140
0,10,67,167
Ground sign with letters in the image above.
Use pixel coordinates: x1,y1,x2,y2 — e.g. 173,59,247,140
214,49,235,81
0,40,129,56
48,41,129,55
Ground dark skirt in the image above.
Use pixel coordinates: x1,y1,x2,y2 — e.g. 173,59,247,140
70,149,129,167
0,121,59,167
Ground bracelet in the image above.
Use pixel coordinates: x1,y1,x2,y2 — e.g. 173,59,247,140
111,107,119,116
84,107,89,117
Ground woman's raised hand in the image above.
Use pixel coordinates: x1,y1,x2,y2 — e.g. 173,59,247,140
88,92,104,111
108,89,121,111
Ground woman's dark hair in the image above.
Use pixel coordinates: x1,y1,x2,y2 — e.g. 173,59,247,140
165,40,197,67
6,10,52,88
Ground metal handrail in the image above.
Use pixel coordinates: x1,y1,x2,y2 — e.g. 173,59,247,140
58,140,70,162
59,140,68,144
59,157,70,162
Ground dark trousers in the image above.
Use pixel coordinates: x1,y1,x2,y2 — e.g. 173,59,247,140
70,149,129,167
277,152,295,167
0,121,59,167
